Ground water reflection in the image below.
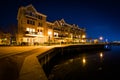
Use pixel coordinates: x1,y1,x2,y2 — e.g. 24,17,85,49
46,47,120,80
99,52,104,63
69,59,73,63
99,52,103,58
82,57,86,66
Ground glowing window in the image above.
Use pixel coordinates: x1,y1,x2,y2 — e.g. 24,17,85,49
54,32,58,37
29,29,32,32
40,32,42,35
33,29,35,32
26,28,30,31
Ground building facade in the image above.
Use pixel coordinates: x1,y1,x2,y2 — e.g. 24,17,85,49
17,4,86,45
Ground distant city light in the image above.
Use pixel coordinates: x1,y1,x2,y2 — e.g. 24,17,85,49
99,36,103,40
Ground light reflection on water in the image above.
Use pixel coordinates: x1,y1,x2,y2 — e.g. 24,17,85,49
99,52,103,58
47,46,120,80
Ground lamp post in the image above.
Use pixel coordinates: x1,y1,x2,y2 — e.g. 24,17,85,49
99,36,103,43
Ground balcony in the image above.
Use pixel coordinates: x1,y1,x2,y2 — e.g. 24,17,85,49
25,31,38,37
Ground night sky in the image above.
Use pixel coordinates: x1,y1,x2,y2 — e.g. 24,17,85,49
0,0,120,42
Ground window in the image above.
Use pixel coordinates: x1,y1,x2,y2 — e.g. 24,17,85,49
27,20,35,25
38,29,43,35
38,23,43,27
30,12,32,16
29,28,32,32
27,20,29,24
54,32,58,37
26,28,35,34
26,28,30,31
38,15,43,20
40,30,42,32
30,20,32,24
33,29,35,32
33,21,35,25
38,29,39,32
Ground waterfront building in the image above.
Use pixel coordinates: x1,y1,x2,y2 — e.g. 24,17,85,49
17,4,86,45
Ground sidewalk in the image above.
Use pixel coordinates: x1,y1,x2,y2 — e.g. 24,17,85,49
0,44,103,80
18,45,66,80
0,46,54,80
18,45,69,80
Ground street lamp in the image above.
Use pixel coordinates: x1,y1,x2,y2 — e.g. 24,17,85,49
99,36,103,43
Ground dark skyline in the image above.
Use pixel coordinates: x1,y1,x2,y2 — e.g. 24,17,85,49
0,0,120,41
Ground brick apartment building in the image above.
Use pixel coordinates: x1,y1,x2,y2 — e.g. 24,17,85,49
17,4,86,45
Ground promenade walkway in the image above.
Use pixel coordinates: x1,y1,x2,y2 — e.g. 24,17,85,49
0,43,106,80
0,45,68,80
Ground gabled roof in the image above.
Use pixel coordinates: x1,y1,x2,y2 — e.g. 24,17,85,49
25,4,37,13
55,19,66,26
60,18,65,23
25,4,47,17
54,20,60,26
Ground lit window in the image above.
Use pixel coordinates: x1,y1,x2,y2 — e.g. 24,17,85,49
40,32,42,35
82,35,86,38
48,31,52,37
26,28,29,31
38,31,42,35
33,29,35,32
54,32,58,37
30,29,32,32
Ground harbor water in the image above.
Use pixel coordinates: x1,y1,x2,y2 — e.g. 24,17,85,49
43,45,120,80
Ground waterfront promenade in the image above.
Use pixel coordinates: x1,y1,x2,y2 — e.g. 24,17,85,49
0,44,69,80
0,43,107,80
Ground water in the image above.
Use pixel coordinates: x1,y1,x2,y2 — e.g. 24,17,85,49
44,46,120,80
